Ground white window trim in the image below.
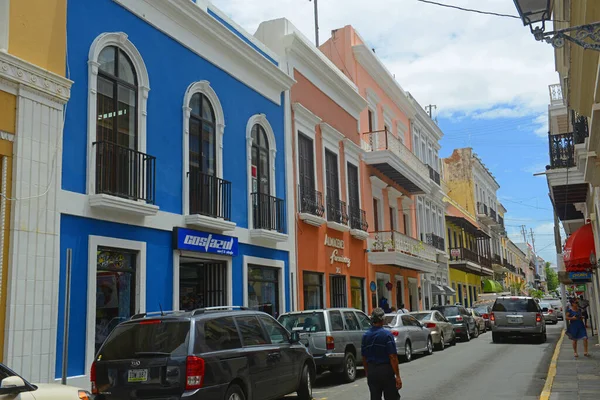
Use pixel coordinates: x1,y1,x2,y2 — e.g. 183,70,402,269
182,80,225,215
85,236,146,382
344,138,364,210
382,104,395,136
320,123,344,216
86,32,150,196
370,176,386,231
293,103,321,194
0,0,8,52
246,114,277,230
388,187,402,231
243,255,286,316
172,250,233,311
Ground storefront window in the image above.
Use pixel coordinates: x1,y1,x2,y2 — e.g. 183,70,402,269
179,261,226,311
303,272,323,310
95,247,137,354
330,275,347,308
377,274,391,312
248,265,280,317
351,277,364,311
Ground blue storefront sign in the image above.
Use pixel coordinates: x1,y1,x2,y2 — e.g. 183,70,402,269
568,271,592,282
173,228,239,256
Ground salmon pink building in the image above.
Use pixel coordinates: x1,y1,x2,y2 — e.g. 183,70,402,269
256,19,371,311
320,26,445,312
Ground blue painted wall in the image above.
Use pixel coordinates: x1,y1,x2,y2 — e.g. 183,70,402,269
63,0,287,229
55,215,289,378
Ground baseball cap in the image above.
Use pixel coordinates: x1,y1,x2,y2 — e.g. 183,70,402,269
371,307,385,323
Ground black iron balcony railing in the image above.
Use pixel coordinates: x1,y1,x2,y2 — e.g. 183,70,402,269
477,202,488,216
425,233,445,251
490,208,497,221
449,247,492,269
251,192,285,233
493,254,502,265
498,215,504,227
349,207,368,231
521,269,526,278
427,165,441,185
548,132,575,169
298,185,325,217
189,170,231,220
327,197,349,226
572,110,589,144
94,141,156,203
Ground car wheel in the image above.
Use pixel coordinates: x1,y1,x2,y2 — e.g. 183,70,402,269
403,341,412,362
492,332,500,343
297,364,313,400
538,333,547,344
341,352,356,383
464,328,471,342
424,336,434,355
435,332,445,351
451,332,457,346
225,384,246,400
472,325,479,339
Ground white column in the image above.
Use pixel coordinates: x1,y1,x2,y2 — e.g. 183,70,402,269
0,0,9,52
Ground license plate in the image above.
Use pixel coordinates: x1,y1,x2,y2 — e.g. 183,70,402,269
508,317,521,324
128,369,148,383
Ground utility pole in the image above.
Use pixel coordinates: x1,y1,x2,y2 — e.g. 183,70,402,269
530,228,539,287
521,225,528,243
310,0,319,47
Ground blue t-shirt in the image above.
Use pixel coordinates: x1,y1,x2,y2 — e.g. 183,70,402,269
361,326,397,364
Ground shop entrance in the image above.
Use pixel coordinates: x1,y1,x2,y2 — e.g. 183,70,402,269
179,259,226,311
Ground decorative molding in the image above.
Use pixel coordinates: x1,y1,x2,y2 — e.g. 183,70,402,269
114,0,294,105
182,80,225,215
344,138,363,165
0,131,14,142
0,51,72,103
327,221,350,233
184,214,237,232
320,123,344,149
350,229,369,241
88,194,160,216
249,229,289,243
299,213,326,227
388,187,402,205
293,102,322,128
370,175,387,193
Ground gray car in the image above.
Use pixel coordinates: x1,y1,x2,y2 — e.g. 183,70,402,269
278,308,371,382
548,299,564,320
539,302,559,324
384,313,434,362
490,296,547,343
410,310,457,350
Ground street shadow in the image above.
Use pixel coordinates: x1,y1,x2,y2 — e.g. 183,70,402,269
313,368,367,388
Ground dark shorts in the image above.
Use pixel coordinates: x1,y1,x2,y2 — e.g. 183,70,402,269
367,363,400,400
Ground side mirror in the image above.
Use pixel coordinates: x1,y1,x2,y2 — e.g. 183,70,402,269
290,331,300,344
0,376,27,394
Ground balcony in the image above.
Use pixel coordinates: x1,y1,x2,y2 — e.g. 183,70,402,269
428,165,441,186
89,141,159,216
548,132,575,169
368,231,438,274
424,233,445,252
185,171,235,231
492,254,502,265
520,269,526,278
250,192,287,242
349,208,369,240
476,202,495,225
503,260,517,274
298,185,326,227
361,129,430,195
448,246,493,276
549,83,564,106
326,197,350,232
489,208,497,221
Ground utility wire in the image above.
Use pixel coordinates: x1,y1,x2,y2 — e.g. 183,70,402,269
415,0,520,19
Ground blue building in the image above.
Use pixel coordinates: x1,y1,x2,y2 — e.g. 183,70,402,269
56,0,295,386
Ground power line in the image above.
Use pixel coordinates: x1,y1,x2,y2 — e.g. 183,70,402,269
415,0,520,19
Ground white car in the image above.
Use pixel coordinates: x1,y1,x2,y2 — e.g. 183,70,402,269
0,363,91,400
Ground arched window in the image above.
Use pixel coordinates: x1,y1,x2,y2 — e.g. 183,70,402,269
189,93,216,176
251,124,270,195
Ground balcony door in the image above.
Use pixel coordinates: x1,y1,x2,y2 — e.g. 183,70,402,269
325,150,340,221
298,133,316,214
347,163,360,225
252,125,278,230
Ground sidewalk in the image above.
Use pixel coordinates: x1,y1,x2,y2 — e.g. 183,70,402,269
549,328,600,400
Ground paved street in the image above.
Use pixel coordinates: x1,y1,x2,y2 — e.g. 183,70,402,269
287,325,563,400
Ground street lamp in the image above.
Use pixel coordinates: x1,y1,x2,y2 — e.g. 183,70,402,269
513,0,600,51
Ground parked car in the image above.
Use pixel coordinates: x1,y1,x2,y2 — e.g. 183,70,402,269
539,302,559,324
278,308,371,382
490,296,547,343
473,304,493,330
431,305,478,341
0,362,91,400
468,308,487,333
93,306,315,400
384,313,434,362
548,299,564,320
410,310,457,350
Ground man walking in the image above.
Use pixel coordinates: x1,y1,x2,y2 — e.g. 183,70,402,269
397,303,409,314
362,308,402,400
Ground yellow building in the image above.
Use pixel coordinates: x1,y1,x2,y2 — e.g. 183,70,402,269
0,0,71,381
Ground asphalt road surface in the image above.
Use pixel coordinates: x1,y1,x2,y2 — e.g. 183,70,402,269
287,324,564,400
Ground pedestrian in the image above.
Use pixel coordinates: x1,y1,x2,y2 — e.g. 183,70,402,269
566,298,589,358
397,303,409,314
362,308,402,400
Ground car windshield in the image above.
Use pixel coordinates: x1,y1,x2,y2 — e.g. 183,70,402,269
384,315,397,325
492,298,539,313
279,312,325,332
433,306,459,317
474,307,489,314
539,303,551,310
412,313,432,321
98,320,191,361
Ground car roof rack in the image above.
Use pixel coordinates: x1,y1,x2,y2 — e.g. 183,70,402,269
191,306,249,316
130,310,183,320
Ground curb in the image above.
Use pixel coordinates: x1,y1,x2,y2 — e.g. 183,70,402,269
540,329,565,400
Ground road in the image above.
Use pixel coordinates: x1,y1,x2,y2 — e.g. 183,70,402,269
292,324,563,400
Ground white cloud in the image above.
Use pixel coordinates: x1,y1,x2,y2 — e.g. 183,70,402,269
211,0,558,118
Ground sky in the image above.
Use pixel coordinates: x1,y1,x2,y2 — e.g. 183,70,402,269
210,0,561,264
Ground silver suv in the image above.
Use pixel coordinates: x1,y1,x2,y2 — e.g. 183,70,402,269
278,308,371,382
490,296,547,343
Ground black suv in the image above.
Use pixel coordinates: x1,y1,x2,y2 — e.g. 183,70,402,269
91,307,315,400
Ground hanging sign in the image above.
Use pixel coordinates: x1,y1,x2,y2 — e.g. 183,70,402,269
173,228,238,256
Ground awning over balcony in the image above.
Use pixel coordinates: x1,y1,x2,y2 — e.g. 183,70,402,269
563,223,596,272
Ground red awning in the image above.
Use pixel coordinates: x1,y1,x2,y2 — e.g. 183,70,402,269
563,223,596,272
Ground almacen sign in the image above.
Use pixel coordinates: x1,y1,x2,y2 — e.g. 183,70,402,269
325,234,351,271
